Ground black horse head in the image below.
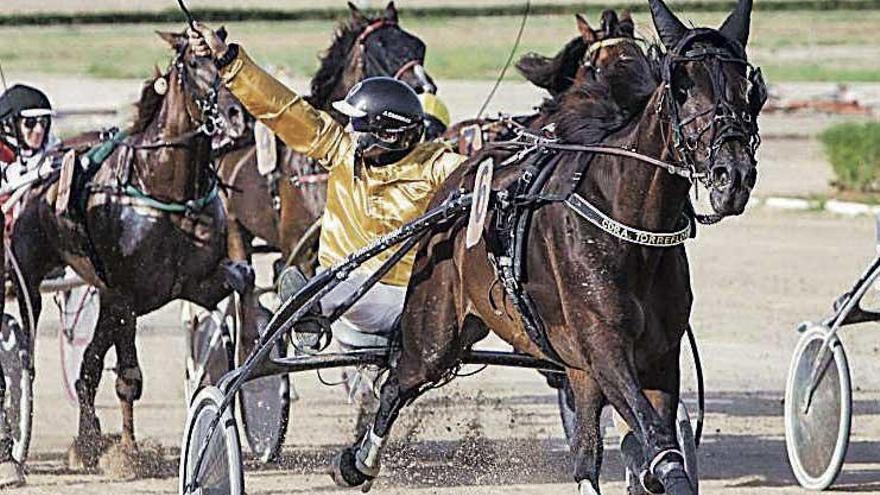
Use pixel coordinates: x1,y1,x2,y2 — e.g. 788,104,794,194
650,0,766,216
353,2,436,94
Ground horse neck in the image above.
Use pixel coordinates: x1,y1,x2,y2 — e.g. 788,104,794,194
309,43,364,119
134,69,212,202
582,88,691,234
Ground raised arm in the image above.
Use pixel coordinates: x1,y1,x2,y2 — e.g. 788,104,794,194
189,25,352,167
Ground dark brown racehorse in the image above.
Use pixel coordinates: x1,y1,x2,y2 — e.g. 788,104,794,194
332,1,764,495
218,2,437,271
10,31,237,472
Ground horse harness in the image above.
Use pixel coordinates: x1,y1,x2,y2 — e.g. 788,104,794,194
482,130,696,364
481,34,765,364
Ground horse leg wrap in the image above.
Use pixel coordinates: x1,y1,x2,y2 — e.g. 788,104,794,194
115,367,143,402
354,429,387,477
640,449,685,494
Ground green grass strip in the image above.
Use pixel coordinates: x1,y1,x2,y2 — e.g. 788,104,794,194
3,0,880,26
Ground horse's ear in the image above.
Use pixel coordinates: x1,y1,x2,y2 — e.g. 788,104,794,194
649,0,688,49
156,30,186,50
384,2,399,24
600,9,619,37
619,10,635,37
575,14,597,44
217,26,228,42
719,0,753,47
347,2,369,25
515,54,555,91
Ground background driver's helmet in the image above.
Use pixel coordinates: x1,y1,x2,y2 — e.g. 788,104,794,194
332,77,424,158
420,93,450,141
0,84,53,153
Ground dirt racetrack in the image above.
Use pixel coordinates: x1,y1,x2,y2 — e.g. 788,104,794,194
9,206,880,495
4,72,880,493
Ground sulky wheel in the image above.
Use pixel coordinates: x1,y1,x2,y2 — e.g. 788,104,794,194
785,323,851,491
235,297,290,463
182,300,235,403
0,315,31,464
676,402,699,495
179,386,244,495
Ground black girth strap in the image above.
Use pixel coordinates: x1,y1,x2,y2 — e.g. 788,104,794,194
492,149,568,365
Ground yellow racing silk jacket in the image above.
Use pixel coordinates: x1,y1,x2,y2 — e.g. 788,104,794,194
220,48,467,286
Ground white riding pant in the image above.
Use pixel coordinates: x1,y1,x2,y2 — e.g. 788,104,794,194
315,268,406,406
317,268,407,352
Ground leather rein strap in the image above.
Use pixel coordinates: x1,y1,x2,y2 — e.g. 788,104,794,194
488,132,697,248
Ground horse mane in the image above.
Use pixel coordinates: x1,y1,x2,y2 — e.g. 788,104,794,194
129,68,167,135
541,44,660,144
515,36,588,96
308,16,374,109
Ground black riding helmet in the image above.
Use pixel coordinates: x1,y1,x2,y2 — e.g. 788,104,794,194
0,84,53,153
332,77,424,163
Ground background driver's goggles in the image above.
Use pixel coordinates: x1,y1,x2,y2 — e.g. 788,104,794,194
22,116,50,130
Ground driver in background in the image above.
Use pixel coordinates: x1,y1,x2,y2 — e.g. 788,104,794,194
0,84,59,233
188,24,467,413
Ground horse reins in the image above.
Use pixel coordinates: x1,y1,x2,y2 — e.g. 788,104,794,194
659,30,765,191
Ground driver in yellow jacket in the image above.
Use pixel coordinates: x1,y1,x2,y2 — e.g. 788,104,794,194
188,23,466,400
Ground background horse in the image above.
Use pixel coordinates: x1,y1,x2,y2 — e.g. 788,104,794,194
332,1,764,495
218,1,437,272
10,30,238,474
444,10,643,156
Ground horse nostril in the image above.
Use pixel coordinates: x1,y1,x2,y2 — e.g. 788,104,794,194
712,168,731,188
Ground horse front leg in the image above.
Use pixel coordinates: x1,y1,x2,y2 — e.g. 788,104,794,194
89,307,151,479
68,296,128,470
587,326,692,495
566,369,607,495
617,347,683,495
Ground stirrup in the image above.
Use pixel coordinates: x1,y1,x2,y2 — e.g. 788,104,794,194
277,266,331,352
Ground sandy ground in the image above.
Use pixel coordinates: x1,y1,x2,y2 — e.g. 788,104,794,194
3,75,880,493
10,207,880,494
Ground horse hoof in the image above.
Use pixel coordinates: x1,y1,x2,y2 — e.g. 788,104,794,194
67,436,107,471
654,460,693,495
99,441,139,480
638,469,665,495
99,438,165,480
0,460,25,488
330,448,371,488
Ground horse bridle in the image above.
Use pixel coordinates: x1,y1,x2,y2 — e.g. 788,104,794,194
129,49,223,150
355,19,426,83
582,36,645,74
659,29,767,189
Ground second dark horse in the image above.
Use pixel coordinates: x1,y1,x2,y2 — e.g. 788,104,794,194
10,32,237,472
